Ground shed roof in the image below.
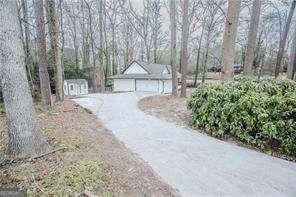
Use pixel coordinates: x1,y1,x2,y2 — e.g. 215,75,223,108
65,79,88,85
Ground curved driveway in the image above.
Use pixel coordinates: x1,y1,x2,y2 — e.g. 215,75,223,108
74,92,296,197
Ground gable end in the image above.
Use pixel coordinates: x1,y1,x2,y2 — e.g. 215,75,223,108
123,61,149,74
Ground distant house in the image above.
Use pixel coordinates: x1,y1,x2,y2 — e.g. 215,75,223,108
111,61,180,93
64,79,88,96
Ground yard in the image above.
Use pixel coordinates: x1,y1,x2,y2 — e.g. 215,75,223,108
74,92,296,196
138,79,296,162
0,100,178,196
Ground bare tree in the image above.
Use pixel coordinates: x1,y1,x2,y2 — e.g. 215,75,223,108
58,0,65,79
193,12,206,87
287,28,296,80
243,0,261,76
98,0,105,91
150,0,163,63
105,0,121,75
201,1,225,83
83,0,99,92
0,0,50,156
193,36,204,85
220,0,241,81
65,6,79,70
122,15,134,69
180,0,189,97
20,0,34,87
169,0,178,96
118,1,136,71
275,0,296,77
81,0,90,68
126,0,157,63
46,0,64,101
34,0,52,106
103,1,110,85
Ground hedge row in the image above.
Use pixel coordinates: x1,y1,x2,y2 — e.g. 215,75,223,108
187,77,296,156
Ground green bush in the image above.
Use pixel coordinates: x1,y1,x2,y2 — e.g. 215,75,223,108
187,77,296,156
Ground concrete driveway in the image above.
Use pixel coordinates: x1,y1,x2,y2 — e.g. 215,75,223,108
74,92,296,197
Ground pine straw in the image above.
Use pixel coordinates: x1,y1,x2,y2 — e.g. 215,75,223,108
0,100,179,196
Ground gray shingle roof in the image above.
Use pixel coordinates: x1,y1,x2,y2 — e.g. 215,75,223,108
65,79,88,85
134,61,171,74
111,61,180,80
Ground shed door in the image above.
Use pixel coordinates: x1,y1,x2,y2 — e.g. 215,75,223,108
136,80,158,92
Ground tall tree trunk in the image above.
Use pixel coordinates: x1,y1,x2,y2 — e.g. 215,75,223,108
153,24,157,63
71,17,79,71
220,0,241,81
111,25,116,75
34,0,52,106
103,5,109,87
202,31,211,83
169,0,178,96
140,40,144,62
83,39,90,68
255,30,264,79
287,28,296,80
58,0,65,82
85,1,98,92
98,0,105,91
46,0,64,101
123,17,131,71
194,22,205,87
74,43,79,70
275,0,296,77
153,38,157,63
0,0,50,156
180,0,189,97
243,0,261,76
145,39,150,63
90,39,97,91
20,0,34,88
81,0,90,69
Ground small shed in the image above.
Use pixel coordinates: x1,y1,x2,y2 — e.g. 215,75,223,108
110,61,180,94
64,79,88,96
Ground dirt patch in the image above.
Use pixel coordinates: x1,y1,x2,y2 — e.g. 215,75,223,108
0,100,179,196
138,95,191,127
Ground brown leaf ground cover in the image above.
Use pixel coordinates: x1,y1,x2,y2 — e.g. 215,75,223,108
0,100,179,196
138,95,191,128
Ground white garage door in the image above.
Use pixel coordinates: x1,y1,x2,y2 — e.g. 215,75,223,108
136,80,159,92
114,79,135,92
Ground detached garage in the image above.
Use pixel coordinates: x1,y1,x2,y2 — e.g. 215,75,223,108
111,61,179,94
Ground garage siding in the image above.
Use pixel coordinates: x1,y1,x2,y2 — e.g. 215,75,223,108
136,80,159,92
114,79,135,92
163,80,172,93
113,78,173,93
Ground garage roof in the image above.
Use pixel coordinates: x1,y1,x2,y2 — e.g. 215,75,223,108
111,61,180,80
132,61,171,74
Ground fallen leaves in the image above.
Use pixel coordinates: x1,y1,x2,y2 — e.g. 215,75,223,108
0,100,179,196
